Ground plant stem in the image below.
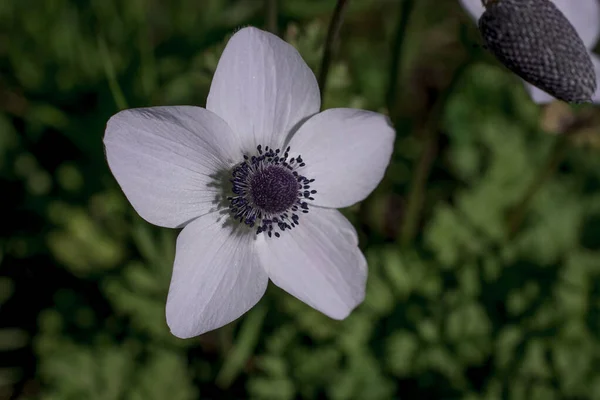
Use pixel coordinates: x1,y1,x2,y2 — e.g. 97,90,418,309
357,0,415,237
98,37,128,110
399,127,438,247
507,134,569,237
318,0,350,102
216,304,267,388
266,0,278,36
386,0,416,117
507,107,600,236
399,63,469,247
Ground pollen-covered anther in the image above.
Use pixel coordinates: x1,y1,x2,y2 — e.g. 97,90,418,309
227,145,317,238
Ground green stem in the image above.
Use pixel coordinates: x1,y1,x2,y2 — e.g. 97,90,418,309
318,0,350,102
216,304,267,388
399,127,438,247
357,0,414,234
386,0,416,117
398,63,469,247
98,37,128,110
507,134,569,237
265,0,278,36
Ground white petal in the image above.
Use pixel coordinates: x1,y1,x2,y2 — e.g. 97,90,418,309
524,83,556,104
104,106,241,228
591,53,600,103
257,207,366,320
553,0,600,49
287,108,395,209
207,27,320,154
458,0,485,20
166,213,269,338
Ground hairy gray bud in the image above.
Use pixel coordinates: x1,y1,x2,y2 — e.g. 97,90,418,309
479,0,597,103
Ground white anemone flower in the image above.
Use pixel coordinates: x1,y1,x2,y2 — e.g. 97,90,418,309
459,0,600,103
104,27,395,339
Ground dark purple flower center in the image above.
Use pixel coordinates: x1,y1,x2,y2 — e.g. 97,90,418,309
227,145,316,238
249,165,299,214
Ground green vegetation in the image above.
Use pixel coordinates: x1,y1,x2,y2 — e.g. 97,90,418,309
2,0,600,398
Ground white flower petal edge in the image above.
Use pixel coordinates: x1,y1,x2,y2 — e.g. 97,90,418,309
207,27,321,154
458,0,484,20
288,108,395,209
104,106,241,228
166,213,269,339
591,53,600,103
257,207,366,320
553,0,600,49
524,83,556,104
458,0,600,49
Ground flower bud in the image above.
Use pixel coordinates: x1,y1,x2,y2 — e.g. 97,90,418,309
479,0,597,103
